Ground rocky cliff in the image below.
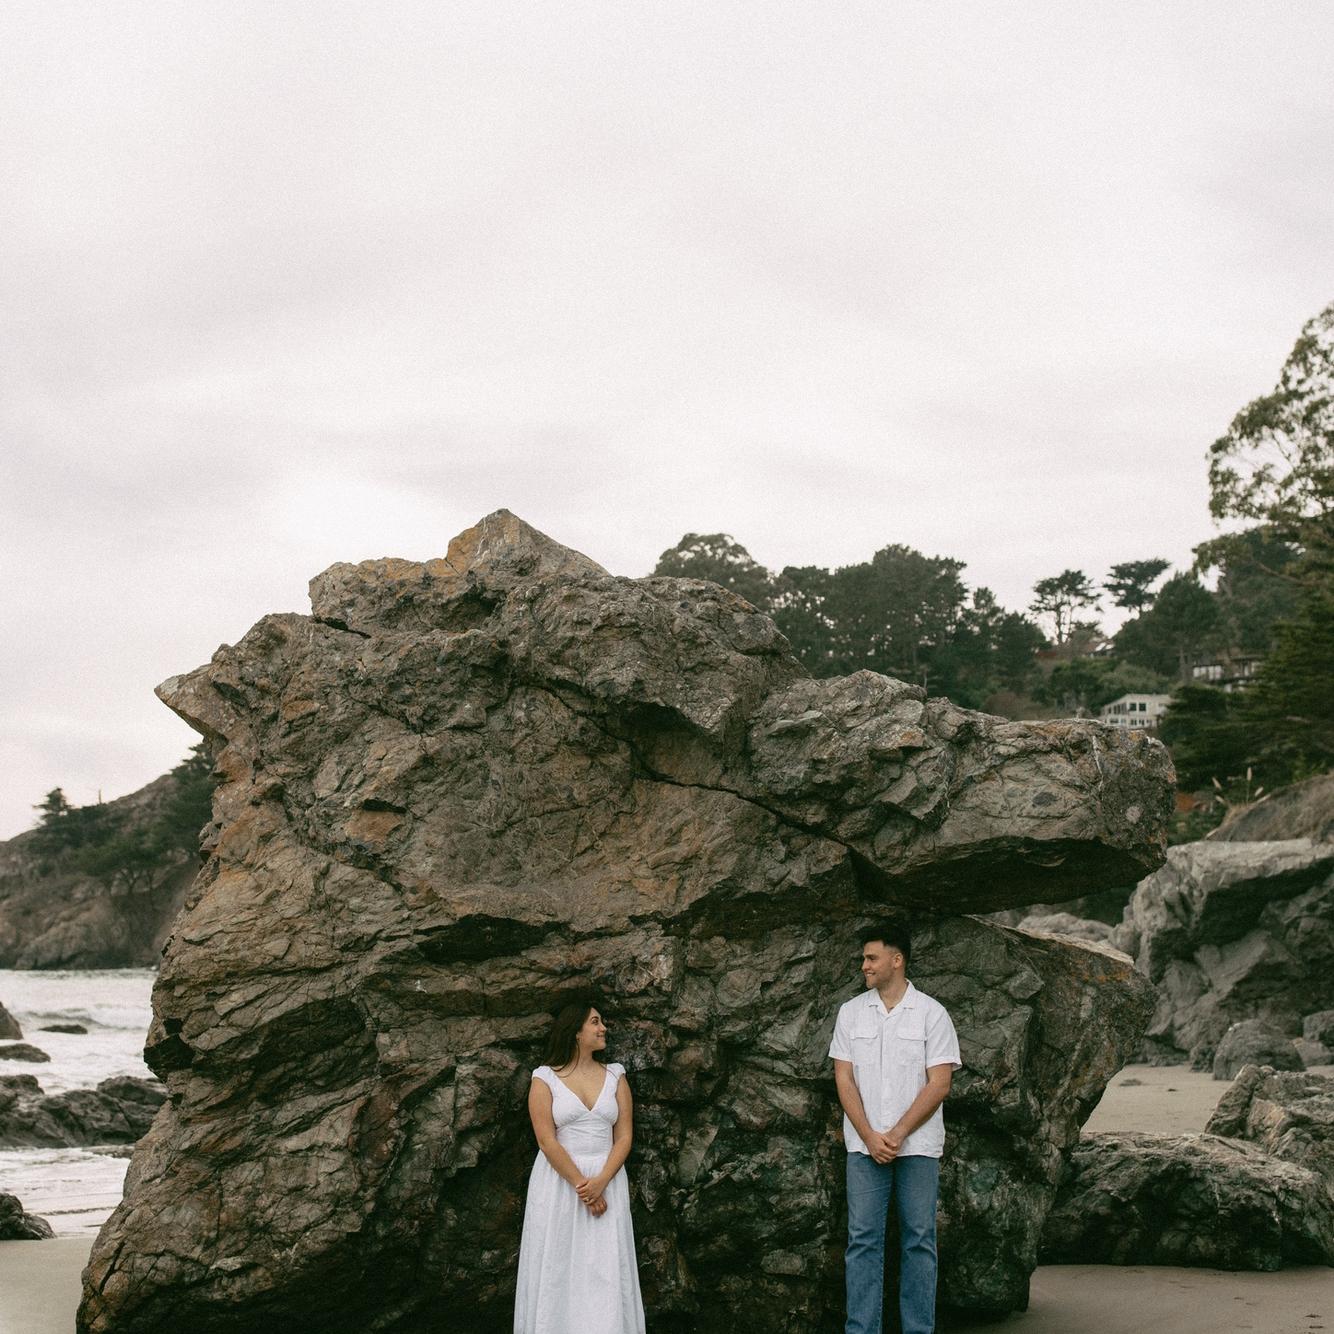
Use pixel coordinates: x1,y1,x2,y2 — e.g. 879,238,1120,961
0,773,199,968
79,512,1173,1333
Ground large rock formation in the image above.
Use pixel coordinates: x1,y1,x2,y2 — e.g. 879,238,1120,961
0,1074,166,1149
1040,1131,1334,1269
78,513,1171,1334
1112,840,1334,1065
0,999,20,1040
1207,1064,1334,1185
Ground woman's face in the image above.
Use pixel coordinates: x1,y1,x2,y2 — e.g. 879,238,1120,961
577,1008,608,1054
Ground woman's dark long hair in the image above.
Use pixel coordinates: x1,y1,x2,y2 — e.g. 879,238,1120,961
542,995,602,1071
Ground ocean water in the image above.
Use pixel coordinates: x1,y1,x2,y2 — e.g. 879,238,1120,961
0,969,155,1236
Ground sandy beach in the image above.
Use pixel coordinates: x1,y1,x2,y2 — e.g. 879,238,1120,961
3,1062,1332,1333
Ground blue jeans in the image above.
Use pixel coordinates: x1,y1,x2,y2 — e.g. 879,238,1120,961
845,1151,940,1334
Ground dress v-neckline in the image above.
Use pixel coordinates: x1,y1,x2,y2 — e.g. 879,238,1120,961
550,1065,609,1113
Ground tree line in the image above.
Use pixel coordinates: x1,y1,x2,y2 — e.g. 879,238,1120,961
27,744,216,916
653,299,1334,804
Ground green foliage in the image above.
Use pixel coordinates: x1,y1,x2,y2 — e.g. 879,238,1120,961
1244,567,1334,771
1104,558,1170,613
1207,527,1302,654
1202,300,1334,556
660,534,1046,699
28,743,217,895
1030,569,1100,645
651,533,774,608
1038,657,1173,716
1157,685,1257,791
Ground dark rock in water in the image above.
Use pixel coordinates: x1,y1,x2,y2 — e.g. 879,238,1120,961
40,1022,90,1034
1304,1009,1334,1047
1207,1065,1334,1185
78,512,1171,1334
1210,772,1334,844
0,1042,49,1063
0,1000,20,1040
1112,840,1334,1066
0,1190,54,1240
1041,1131,1334,1269
0,1074,166,1148
1213,1021,1304,1080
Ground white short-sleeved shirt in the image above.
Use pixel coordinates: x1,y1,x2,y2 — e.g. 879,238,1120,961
828,981,962,1159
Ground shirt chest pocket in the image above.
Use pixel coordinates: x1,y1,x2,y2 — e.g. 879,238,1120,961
892,1016,927,1066
849,1017,879,1059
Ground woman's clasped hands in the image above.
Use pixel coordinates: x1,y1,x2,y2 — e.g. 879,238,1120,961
575,1175,609,1217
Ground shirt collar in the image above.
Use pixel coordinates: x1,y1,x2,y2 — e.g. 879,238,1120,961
864,980,917,1015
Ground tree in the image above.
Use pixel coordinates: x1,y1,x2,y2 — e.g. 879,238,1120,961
1030,570,1100,646
1158,686,1258,791
822,546,967,686
1197,299,1334,580
1210,528,1301,655
1244,565,1334,769
651,533,774,608
1148,574,1222,683
1104,559,1170,613
770,565,837,674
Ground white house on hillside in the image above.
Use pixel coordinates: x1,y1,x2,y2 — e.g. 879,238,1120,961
1099,693,1173,731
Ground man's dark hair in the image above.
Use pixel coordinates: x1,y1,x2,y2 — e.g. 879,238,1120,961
860,922,911,969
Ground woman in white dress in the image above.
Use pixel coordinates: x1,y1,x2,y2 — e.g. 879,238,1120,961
514,998,646,1334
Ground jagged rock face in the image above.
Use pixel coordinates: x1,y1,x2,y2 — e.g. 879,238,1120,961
1111,841,1334,1065
78,513,1169,1334
1041,1131,1334,1269
1207,1065,1334,1186
0,1001,20,1040
0,1074,166,1149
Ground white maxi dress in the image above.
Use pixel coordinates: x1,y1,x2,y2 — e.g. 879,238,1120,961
514,1062,646,1334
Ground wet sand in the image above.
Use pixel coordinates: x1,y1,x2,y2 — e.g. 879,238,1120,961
4,1063,1332,1333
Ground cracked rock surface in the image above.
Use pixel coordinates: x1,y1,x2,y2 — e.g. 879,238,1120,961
1112,840,1334,1065
1040,1130,1334,1268
79,512,1170,1333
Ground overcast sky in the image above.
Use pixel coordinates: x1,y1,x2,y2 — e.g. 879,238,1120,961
2,2,1332,840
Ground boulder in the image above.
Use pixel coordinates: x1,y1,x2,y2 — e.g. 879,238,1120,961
41,1023,89,1034
0,999,20,1040
0,1074,167,1149
1213,1021,1305,1080
1040,1131,1334,1269
1012,912,1116,947
0,1042,50,1063
0,1191,54,1241
1305,1009,1334,1046
1207,1064,1334,1185
1295,1038,1332,1067
1210,772,1334,844
1111,840,1334,1065
78,513,1171,1334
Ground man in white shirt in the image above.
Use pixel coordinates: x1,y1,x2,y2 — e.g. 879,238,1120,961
828,924,962,1334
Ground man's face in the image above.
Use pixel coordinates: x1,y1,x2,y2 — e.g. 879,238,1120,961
861,940,903,989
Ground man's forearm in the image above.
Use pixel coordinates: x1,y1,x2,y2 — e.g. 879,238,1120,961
889,1077,950,1142
835,1072,877,1145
